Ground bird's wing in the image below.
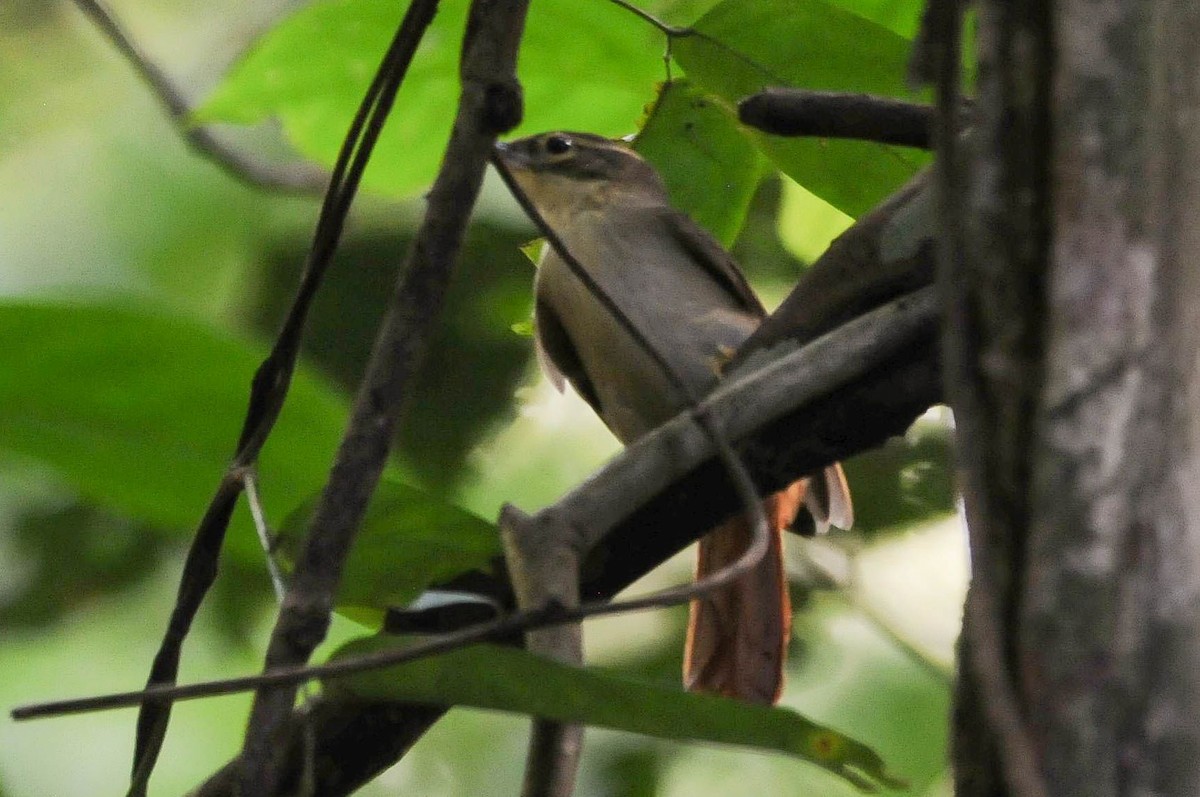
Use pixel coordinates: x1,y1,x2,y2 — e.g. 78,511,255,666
534,293,603,413
661,208,767,319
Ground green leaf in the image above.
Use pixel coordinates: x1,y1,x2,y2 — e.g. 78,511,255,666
672,0,929,216
197,0,664,197
328,637,907,791
824,0,925,38
0,301,348,560
634,79,767,246
277,477,502,624
776,176,855,264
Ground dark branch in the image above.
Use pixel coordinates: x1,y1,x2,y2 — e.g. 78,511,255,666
929,0,1050,794
200,310,938,795
908,0,961,88
127,474,241,794
194,701,445,797
739,89,936,149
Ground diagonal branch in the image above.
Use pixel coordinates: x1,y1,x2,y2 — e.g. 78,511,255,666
70,0,328,193
16,287,940,797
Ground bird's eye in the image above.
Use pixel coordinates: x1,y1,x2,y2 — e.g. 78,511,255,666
544,135,572,156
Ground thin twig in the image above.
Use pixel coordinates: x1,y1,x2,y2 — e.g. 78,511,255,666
127,473,241,797
243,468,319,728
603,0,792,89
243,470,287,602
70,0,328,193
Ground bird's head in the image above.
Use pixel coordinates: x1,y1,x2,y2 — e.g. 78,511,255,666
493,132,668,227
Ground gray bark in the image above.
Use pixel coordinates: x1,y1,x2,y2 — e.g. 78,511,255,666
953,0,1200,794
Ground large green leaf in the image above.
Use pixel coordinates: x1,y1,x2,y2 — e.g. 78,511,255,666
672,0,928,216
826,0,925,38
277,477,502,624
634,79,767,246
0,301,348,559
197,0,664,197
328,637,907,791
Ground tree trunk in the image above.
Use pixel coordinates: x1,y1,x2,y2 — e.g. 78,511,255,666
951,0,1200,794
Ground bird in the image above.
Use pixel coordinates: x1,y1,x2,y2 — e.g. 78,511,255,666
493,131,852,704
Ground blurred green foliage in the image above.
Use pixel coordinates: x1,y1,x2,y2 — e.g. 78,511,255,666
1,500,167,629
252,220,538,491
0,302,348,558
0,0,961,795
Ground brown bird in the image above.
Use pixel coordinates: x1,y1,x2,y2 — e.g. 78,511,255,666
495,131,852,704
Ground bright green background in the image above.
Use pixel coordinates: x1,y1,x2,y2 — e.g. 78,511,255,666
0,0,960,795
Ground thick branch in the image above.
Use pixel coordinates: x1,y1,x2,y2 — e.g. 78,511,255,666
501,508,585,797
736,171,933,359
573,289,939,601
738,89,935,149
18,285,939,727
185,301,938,795
193,701,445,797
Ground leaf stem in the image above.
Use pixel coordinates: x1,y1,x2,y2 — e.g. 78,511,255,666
603,0,687,37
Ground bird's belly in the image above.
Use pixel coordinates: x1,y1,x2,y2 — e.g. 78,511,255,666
540,249,757,443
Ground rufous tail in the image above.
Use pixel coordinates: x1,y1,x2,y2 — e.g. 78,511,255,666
683,464,852,704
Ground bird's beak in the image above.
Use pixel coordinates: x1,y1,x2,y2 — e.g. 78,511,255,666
491,141,535,208
491,139,532,172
